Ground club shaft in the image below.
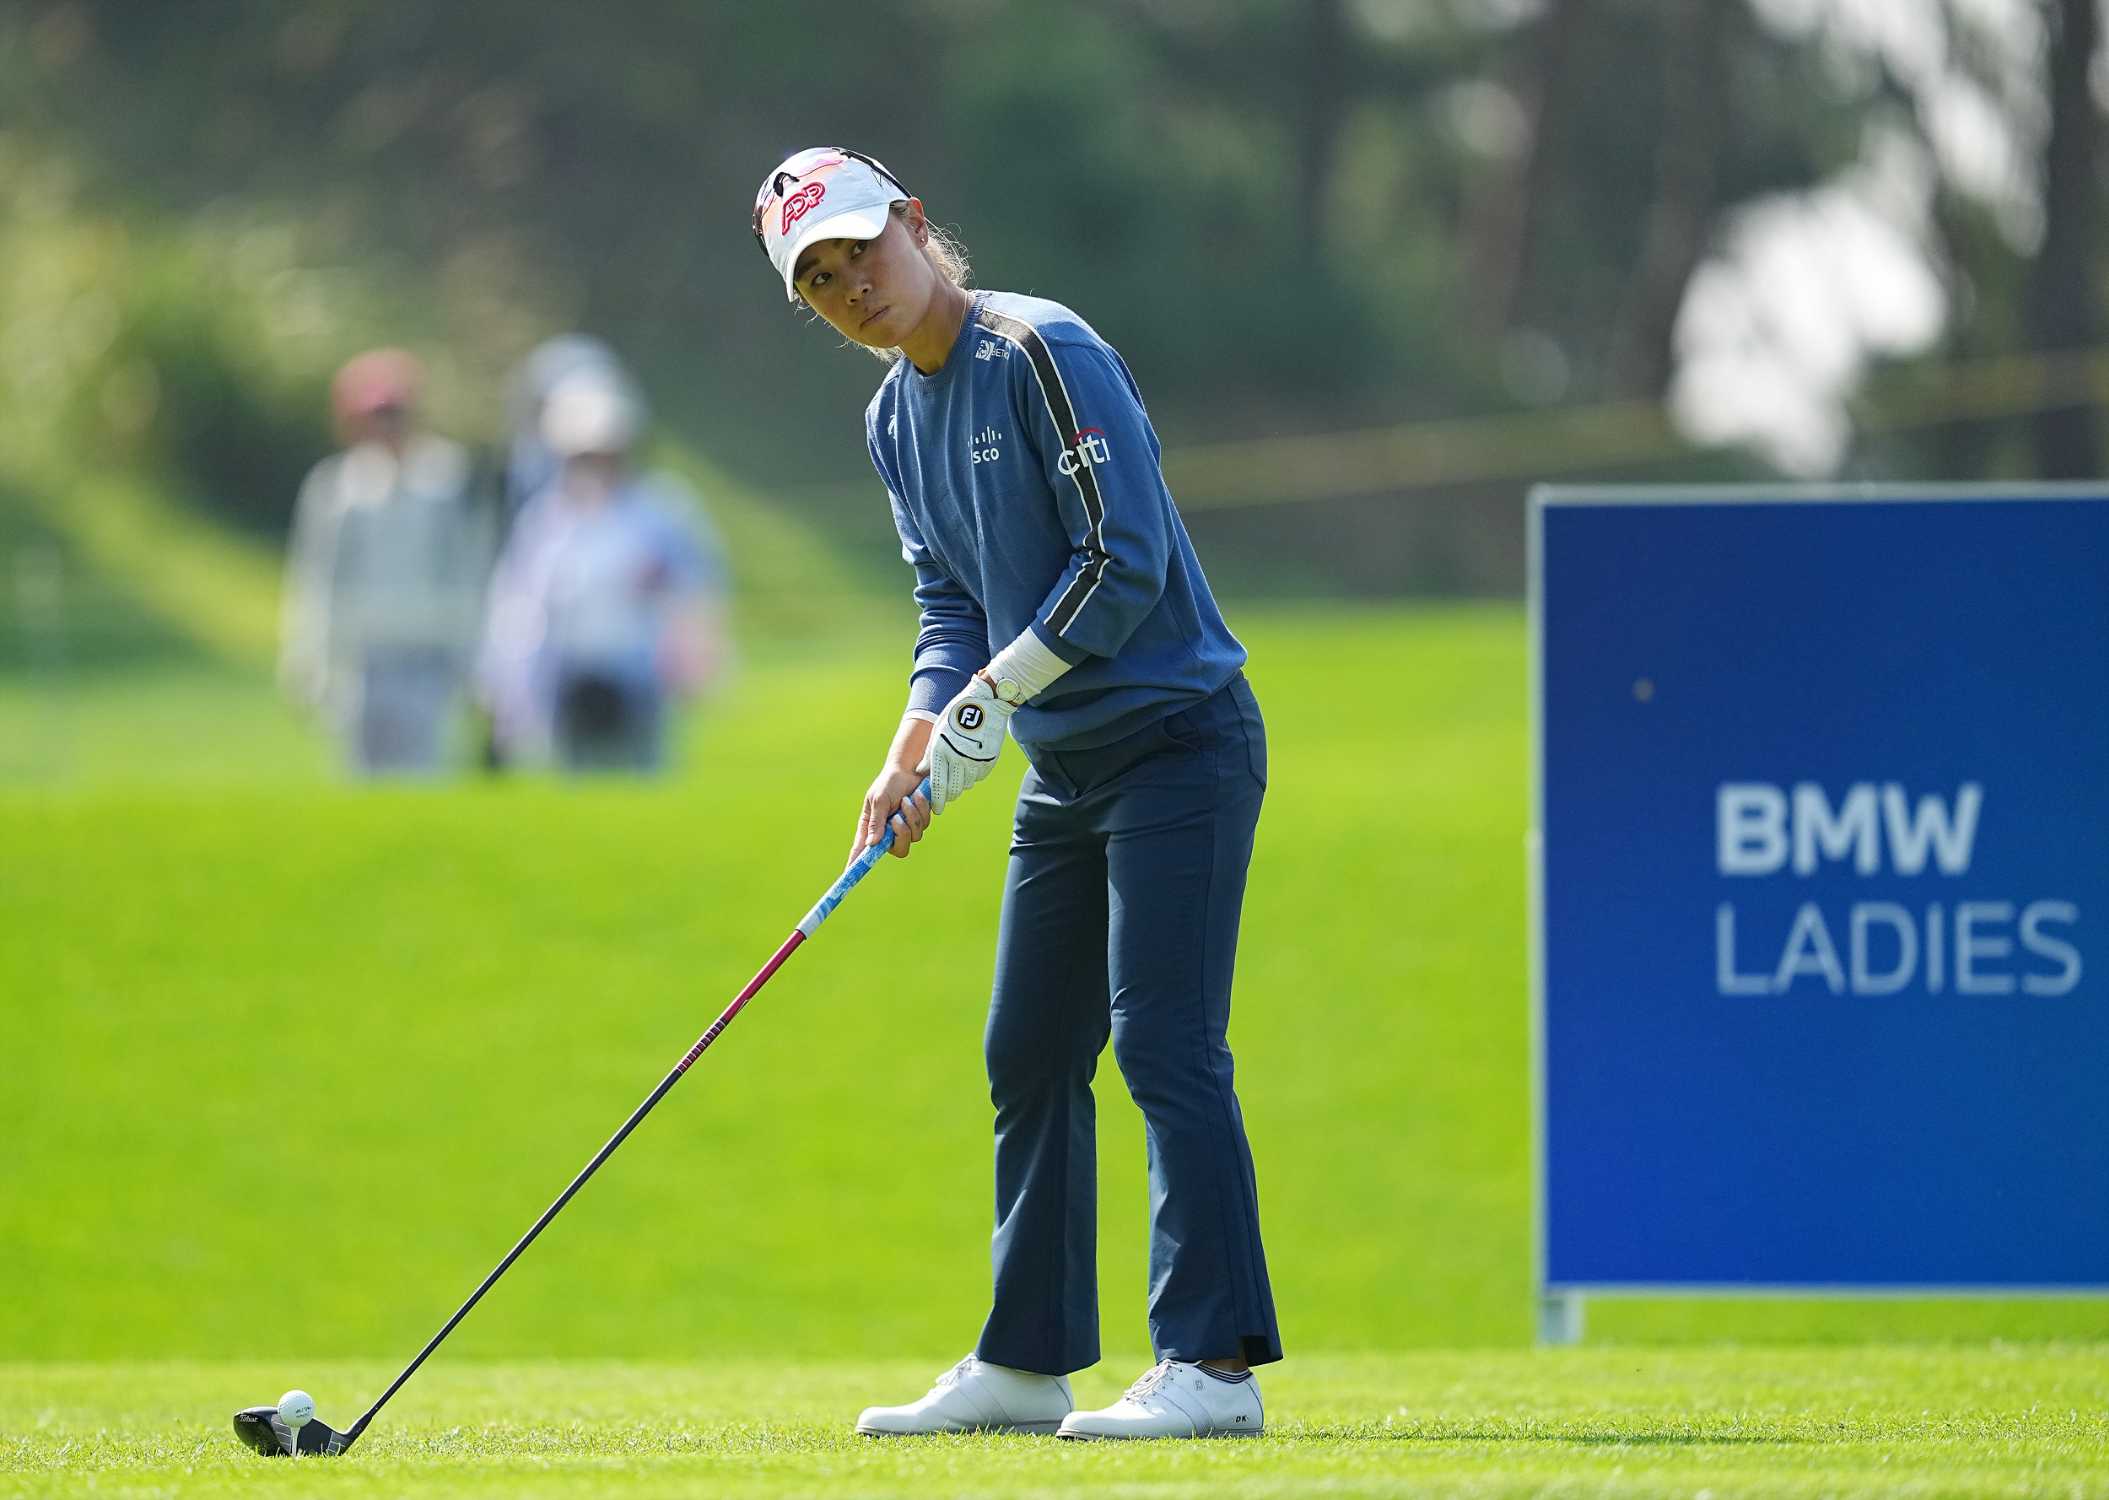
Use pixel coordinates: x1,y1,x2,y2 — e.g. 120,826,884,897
348,930,799,1439
344,783,924,1446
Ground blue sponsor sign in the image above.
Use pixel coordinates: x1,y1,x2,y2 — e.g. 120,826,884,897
1532,488,2109,1293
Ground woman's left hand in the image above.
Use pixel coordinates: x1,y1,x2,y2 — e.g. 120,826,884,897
924,674,1015,814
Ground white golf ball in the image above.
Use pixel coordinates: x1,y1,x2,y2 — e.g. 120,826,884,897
278,1390,315,1429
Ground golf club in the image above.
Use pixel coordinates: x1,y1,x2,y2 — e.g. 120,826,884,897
234,781,931,1458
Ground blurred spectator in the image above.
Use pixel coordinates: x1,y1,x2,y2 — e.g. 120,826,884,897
501,335,625,525
478,367,728,774
279,349,491,776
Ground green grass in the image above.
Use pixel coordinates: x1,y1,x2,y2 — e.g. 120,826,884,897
0,606,1539,1358
7,604,2109,1494
5,1349,2106,1496
5,606,2109,1361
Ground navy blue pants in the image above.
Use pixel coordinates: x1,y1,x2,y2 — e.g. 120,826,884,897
974,674,1282,1374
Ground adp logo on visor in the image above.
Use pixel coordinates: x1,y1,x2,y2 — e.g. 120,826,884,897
779,182,826,236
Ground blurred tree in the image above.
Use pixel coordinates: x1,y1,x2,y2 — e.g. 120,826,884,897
2024,0,2103,477
1604,1,1725,398
1462,0,1586,340
5,0,2106,594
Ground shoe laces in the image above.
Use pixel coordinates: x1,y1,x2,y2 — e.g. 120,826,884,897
1121,1360,1177,1404
934,1355,978,1389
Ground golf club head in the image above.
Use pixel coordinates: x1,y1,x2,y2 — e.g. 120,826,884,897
232,1404,351,1456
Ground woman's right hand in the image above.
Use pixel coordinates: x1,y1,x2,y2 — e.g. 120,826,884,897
852,766,932,864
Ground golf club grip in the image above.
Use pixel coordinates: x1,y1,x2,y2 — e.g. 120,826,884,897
800,775,934,937
347,783,928,1443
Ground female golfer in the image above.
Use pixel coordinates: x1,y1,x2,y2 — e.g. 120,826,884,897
754,147,1280,1440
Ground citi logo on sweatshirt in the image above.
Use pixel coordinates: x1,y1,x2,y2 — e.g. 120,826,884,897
1058,428,1112,475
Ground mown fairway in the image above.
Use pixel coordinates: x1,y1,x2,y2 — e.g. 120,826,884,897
5,1348,2107,1498
5,606,2108,1496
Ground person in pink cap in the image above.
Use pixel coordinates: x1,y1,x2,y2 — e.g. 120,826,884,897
753,147,1280,1441
280,349,489,775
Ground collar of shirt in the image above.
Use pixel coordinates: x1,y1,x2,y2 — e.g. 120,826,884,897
901,290,990,389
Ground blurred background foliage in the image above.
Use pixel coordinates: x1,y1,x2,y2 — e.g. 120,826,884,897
0,0,2103,623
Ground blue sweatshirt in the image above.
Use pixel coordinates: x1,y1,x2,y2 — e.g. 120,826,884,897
866,290,1246,752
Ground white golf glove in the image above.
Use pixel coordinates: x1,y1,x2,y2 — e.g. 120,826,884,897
924,674,1015,814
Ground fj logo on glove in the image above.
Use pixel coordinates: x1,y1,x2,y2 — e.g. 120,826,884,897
956,704,985,730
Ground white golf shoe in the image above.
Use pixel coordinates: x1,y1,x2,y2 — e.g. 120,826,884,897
855,1355,1074,1436
1057,1359,1264,1440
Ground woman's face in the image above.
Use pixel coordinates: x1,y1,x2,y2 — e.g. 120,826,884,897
348,402,410,450
560,452,624,505
792,201,942,350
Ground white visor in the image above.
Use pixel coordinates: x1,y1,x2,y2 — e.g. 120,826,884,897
541,370,641,456
755,148,907,302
